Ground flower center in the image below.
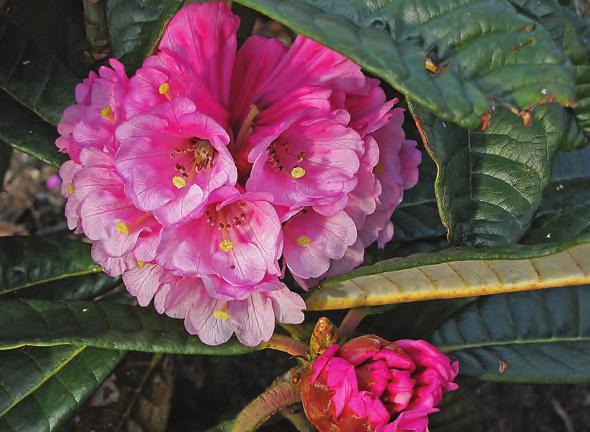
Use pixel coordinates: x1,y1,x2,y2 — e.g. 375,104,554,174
115,221,129,235
297,236,311,247
213,303,231,320
170,138,216,189
100,105,114,122
267,137,307,178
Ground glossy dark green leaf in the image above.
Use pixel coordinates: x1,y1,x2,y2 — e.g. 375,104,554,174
0,235,102,296
68,352,174,432
361,298,476,342
433,286,590,383
0,347,124,431
106,0,183,74
0,15,78,125
235,0,575,130
525,147,590,243
412,102,566,247
0,345,83,417
391,153,445,242
430,386,484,432
0,13,72,167
509,0,590,138
0,91,65,167
0,299,259,355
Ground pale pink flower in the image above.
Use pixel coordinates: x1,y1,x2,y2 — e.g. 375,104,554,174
282,208,356,279
156,187,282,286
122,263,305,346
56,59,128,162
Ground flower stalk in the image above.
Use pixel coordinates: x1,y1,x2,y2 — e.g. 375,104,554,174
264,334,307,359
233,380,301,432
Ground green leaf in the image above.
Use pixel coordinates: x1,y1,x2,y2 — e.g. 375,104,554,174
0,347,124,431
362,298,476,341
391,153,445,243
0,13,76,167
0,235,102,296
432,285,590,383
0,345,84,417
106,0,184,74
306,236,590,310
68,352,174,432
525,147,590,243
429,386,484,432
411,101,566,247
0,15,78,125
508,0,590,138
0,299,260,355
0,91,65,167
234,0,575,130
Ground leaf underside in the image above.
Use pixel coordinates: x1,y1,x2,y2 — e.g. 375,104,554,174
305,238,590,310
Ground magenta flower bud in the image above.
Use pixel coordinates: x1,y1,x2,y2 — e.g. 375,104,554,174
301,336,459,432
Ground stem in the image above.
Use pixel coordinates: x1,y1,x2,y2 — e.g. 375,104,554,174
280,406,314,432
233,381,301,432
277,323,308,342
338,304,398,339
264,334,307,359
338,308,369,338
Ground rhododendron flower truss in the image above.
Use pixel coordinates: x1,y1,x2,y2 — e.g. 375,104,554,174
55,2,420,347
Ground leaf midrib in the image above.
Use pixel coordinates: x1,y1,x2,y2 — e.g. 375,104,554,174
439,334,590,353
0,345,86,418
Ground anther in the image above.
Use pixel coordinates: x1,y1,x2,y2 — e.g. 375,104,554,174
158,82,172,101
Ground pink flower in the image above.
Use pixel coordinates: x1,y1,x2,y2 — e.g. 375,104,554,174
122,263,305,346
156,187,282,286
115,98,236,225
246,110,363,215
56,59,128,162
55,1,420,347
300,336,459,432
46,173,62,190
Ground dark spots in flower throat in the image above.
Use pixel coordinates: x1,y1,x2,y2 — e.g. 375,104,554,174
170,137,216,189
267,137,306,179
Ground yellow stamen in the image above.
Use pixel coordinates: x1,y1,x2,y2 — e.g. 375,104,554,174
172,176,187,189
213,305,231,320
291,166,306,179
219,239,234,253
136,259,145,268
67,183,74,196
158,82,172,101
373,163,384,175
100,105,114,121
297,236,311,248
115,221,129,235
